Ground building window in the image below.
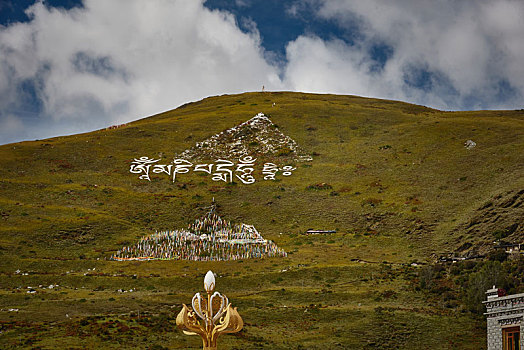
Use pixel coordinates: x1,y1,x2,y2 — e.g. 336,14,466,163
503,326,520,350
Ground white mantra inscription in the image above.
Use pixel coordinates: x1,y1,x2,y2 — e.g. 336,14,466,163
129,156,296,183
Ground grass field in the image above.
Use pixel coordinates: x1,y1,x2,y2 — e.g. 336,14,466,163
0,92,522,349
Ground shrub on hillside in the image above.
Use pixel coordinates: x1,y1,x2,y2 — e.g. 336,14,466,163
306,183,333,190
487,249,508,262
464,261,505,314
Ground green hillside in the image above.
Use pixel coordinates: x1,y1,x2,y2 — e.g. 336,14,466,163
0,92,522,349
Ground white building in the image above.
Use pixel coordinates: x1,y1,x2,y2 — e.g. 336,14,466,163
484,286,523,350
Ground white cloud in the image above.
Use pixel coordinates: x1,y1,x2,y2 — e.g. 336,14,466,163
283,0,524,110
0,0,281,144
0,114,24,138
284,36,375,96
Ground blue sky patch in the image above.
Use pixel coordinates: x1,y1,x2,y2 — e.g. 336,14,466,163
204,0,356,63
0,0,83,25
368,42,393,73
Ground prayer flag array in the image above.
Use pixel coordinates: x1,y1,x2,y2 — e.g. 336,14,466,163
112,211,286,261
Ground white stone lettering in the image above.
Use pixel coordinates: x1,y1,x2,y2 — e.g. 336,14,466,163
130,157,160,181
152,164,173,175
173,159,193,182
130,156,298,184
212,159,234,182
282,165,296,176
235,156,256,184
262,162,278,180
194,163,214,174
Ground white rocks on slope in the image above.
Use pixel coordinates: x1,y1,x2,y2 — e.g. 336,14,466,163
178,113,312,162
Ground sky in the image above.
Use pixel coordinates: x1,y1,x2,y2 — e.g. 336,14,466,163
1,0,523,145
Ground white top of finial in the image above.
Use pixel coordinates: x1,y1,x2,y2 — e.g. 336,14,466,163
204,270,215,293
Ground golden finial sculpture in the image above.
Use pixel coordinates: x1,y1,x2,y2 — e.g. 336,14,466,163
176,270,243,350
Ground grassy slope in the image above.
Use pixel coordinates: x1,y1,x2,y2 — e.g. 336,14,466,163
0,92,522,349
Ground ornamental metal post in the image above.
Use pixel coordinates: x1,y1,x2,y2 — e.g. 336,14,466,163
176,270,243,350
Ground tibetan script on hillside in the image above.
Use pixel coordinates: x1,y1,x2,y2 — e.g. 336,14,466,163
129,155,296,184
